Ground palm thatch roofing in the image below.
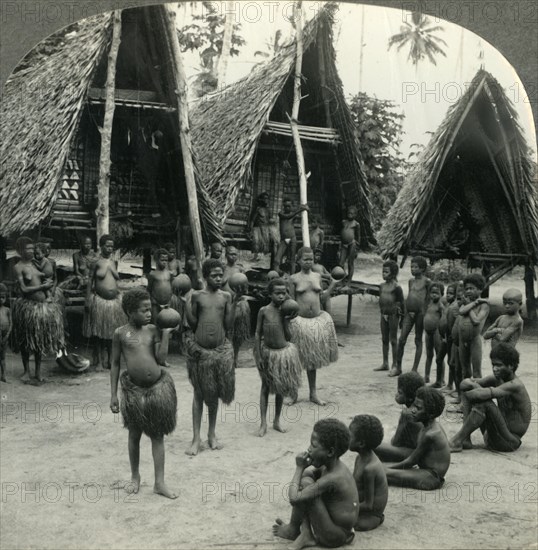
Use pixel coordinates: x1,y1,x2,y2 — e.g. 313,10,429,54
190,4,372,243
0,6,221,244
377,69,538,265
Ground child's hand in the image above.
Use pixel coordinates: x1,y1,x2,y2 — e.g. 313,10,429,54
295,451,312,468
110,396,120,414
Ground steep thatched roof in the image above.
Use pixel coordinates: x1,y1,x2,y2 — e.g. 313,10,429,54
0,6,221,243
377,69,538,263
190,5,372,241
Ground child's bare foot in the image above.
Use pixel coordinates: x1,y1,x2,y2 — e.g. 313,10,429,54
258,424,268,437
309,395,326,406
95,364,104,373
185,438,201,456
208,435,223,450
272,518,299,541
118,474,140,494
289,524,317,550
388,368,401,377
441,385,453,393
273,420,287,433
374,364,389,371
20,372,30,382
153,482,178,499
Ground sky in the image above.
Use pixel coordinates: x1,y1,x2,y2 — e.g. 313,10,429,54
178,1,537,160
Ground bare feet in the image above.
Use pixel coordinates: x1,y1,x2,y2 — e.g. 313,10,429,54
272,518,299,541
273,420,287,433
185,438,201,456
449,437,471,452
126,474,141,494
20,372,30,382
388,368,401,377
289,523,317,550
153,482,178,499
309,394,326,406
374,364,389,371
208,435,223,450
95,364,104,373
258,424,268,437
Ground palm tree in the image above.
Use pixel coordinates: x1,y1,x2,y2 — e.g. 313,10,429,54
388,11,447,66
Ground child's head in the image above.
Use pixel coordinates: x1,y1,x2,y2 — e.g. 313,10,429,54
210,242,223,259
446,282,457,304
429,282,444,302
38,237,52,257
258,192,269,206
455,282,465,303
411,387,445,422
153,248,169,268
309,419,350,467
15,236,34,259
310,216,320,228
122,288,152,325
226,246,238,264
268,278,287,306
410,256,427,276
0,282,8,304
313,248,323,264
396,371,425,406
346,205,358,219
349,415,384,452
490,343,519,377
202,259,224,288
463,273,486,300
382,260,399,282
164,242,176,260
502,288,522,315
34,242,47,261
283,198,292,212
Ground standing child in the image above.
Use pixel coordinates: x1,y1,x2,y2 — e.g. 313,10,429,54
484,288,524,348
385,387,450,490
391,256,431,377
339,205,360,283
349,415,388,531
254,278,302,436
272,419,358,549
184,259,241,455
435,282,457,390
110,289,178,499
312,248,332,316
375,260,404,372
250,192,279,262
423,282,445,384
73,236,98,289
273,199,308,273
458,274,490,379
448,284,465,403
147,248,174,324
164,242,181,277
208,242,223,261
309,217,324,252
0,283,12,382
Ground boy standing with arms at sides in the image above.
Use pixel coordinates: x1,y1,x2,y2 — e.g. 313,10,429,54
147,249,174,324
184,259,241,456
254,278,302,437
338,205,360,284
423,282,445,384
110,289,178,499
390,256,431,377
309,217,324,252
273,418,358,549
349,415,388,532
375,260,404,372
0,283,12,383
385,387,450,490
458,274,490,379
164,242,181,277
376,372,425,462
484,288,524,348
435,282,457,390
449,343,531,452
273,199,308,273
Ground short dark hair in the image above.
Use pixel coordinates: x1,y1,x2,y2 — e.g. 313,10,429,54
411,256,427,271
15,236,33,255
34,242,47,254
268,278,287,294
163,242,175,250
349,415,384,450
383,260,399,279
446,282,457,293
122,288,150,315
490,343,520,371
297,246,313,259
153,248,169,261
202,259,223,279
429,282,445,296
415,387,445,419
99,234,114,248
398,371,425,400
313,418,350,458
463,273,486,290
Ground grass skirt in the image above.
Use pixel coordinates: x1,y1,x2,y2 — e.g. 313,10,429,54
120,369,177,438
289,311,338,370
254,342,302,396
12,298,65,354
230,299,251,349
252,224,279,253
184,333,235,404
83,293,127,340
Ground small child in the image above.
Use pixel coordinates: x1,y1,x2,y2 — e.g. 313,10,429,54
349,415,388,531
164,242,181,277
110,289,178,499
250,192,278,261
375,260,404,372
385,387,450,490
339,205,360,283
147,248,174,324
208,242,223,261
448,283,465,401
376,372,425,462
73,236,98,289
458,274,490,379
309,217,324,252
0,283,12,382
273,199,308,273
33,243,54,301
254,278,302,436
435,282,457,390
423,282,445,384
449,343,531,452
391,256,431,377
484,288,524,348
312,248,332,316
273,419,358,549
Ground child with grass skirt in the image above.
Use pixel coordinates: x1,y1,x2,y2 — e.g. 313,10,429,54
288,247,338,406
12,237,64,383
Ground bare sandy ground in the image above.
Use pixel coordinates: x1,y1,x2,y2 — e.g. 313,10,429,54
1,256,537,549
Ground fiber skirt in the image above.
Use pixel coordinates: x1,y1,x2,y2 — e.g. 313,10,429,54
184,333,235,404
254,342,302,396
252,224,279,254
12,298,65,355
230,299,251,349
83,293,127,339
120,369,177,438
289,311,338,370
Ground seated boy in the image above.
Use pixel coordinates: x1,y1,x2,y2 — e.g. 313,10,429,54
349,415,388,531
484,288,524,349
110,289,178,498
449,343,531,452
385,387,450,490
376,372,425,462
273,418,358,549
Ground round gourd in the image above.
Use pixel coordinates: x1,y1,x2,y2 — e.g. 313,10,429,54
331,266,346,281
156,307,181,329
229,272,248,291
281,299,300,317
172,274,192,293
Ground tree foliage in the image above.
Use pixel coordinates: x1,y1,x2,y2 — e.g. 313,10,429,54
349,92,408,231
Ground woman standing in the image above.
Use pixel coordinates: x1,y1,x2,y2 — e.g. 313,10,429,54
12,237,64,383
84,235,126,371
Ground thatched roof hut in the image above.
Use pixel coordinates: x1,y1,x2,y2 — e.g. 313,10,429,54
190,5,372,253
378,70,538,275
0,6,221,249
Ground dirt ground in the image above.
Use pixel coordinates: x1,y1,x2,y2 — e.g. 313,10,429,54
1,254,537,550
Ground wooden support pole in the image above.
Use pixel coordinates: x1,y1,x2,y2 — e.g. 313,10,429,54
96,10,122,243
317,21,332,128
289,1,310,247
165,6,205,270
